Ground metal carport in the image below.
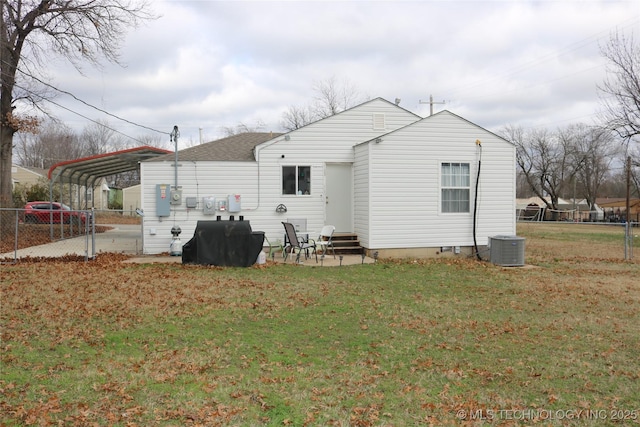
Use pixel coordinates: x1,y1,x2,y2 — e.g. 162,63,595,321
47,146,172,210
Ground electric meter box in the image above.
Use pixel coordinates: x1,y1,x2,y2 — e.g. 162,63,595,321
156,184,171,217
203,197,216,215
170,187,182,205
228,194,241,213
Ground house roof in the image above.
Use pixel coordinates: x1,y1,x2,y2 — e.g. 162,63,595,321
596,197,640,207
597,198,640,209
48,146,172,186
13,164,48,177
147,132,281,162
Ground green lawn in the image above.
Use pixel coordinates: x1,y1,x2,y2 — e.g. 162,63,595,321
1,224,639,426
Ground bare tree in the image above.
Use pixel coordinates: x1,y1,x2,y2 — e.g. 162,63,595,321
569,124,618,211
220,121,266,137
312,76,361,118
504,122,621,219
80,120,127,155
502,125,581,219
280,76,364,131
281,104,314,132
13,120,80,169
598,30,640,145
135,132,169,150
0,0,154,208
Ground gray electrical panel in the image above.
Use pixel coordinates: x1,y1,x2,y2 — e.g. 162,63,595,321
156,184,171,217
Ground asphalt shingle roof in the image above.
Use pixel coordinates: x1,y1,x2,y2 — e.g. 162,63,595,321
147,132,281,162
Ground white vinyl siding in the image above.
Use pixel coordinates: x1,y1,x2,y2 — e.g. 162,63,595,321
140,103,515,255
361,111,515,250
140,98,420,254
353,143,371,248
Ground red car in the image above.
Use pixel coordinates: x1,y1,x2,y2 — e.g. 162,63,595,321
23,201,89,225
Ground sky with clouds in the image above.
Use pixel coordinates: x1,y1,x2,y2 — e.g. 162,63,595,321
39,0,639,148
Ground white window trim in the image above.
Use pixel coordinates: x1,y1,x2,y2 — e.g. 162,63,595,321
439,161,471,214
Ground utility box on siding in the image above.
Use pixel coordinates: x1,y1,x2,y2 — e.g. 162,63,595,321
228,194,241,212
489,235,525,267
156,184,171,217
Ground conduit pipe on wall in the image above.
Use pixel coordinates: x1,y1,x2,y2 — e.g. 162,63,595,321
473,139,482,260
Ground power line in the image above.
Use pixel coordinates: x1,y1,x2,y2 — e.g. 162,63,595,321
11,65,169,136
12,80,149,144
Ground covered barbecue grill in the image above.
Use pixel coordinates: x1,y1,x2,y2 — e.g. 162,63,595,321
182,220,264,267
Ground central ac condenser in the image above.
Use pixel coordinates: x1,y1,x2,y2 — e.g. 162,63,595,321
489,235,525,266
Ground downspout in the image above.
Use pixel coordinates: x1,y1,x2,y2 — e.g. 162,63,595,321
473,139,482,260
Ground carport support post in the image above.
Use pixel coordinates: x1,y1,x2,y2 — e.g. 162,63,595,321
49,168,63,241
67,174,72,236
49,174,55,241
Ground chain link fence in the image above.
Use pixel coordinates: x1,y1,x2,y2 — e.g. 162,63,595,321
1,207,96,263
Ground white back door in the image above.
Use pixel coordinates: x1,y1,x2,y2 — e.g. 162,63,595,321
325,163,352,232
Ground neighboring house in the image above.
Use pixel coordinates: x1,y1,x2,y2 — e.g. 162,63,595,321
597,198,640,222
11,164,47,188
140,97,516,257
88,178,111,210
122,184,141,214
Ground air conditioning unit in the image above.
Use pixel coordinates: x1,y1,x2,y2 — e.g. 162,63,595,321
489,235,525,266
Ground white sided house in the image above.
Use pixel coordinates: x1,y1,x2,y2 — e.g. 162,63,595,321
140,98,515,258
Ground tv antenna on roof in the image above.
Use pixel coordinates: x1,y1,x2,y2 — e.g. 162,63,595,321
419,94,445,116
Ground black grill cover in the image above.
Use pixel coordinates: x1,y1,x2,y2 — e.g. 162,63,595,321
182,220,265,267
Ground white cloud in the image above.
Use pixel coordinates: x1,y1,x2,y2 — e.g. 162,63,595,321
32,0,639,146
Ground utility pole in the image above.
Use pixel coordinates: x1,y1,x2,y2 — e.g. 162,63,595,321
419,94,446,116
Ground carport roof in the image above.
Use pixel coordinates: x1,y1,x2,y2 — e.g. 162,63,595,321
48,146,172,186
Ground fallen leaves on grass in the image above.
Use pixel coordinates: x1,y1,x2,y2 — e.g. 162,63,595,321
2,227,640,425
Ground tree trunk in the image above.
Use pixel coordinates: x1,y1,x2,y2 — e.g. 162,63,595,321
0,102,16,209
0,119,15,236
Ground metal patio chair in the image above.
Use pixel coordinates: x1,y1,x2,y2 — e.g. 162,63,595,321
282,222,316,263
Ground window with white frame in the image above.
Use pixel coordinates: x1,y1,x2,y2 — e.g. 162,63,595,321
282,166,311,195
441,162,470,213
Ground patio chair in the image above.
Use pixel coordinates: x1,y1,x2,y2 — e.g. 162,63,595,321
282,222,317,263
316,225,336,259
